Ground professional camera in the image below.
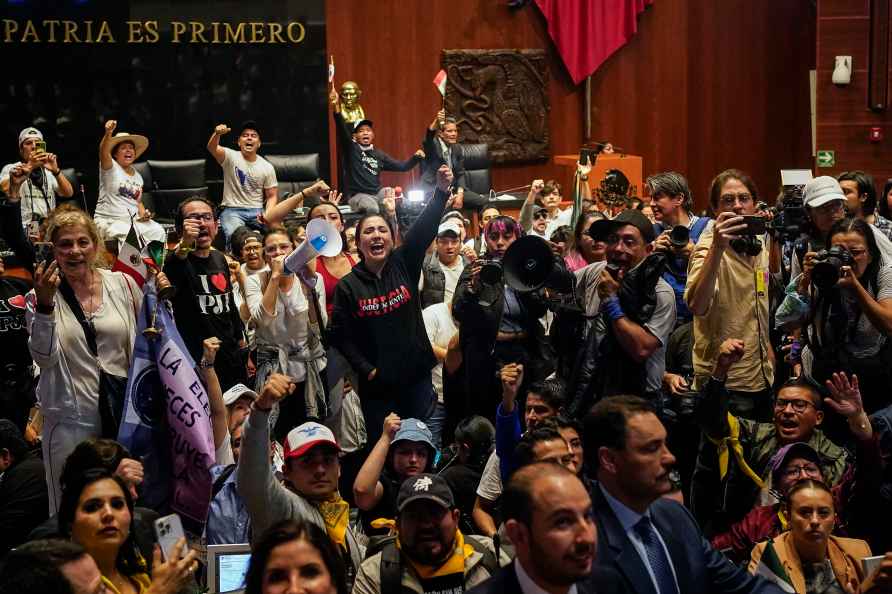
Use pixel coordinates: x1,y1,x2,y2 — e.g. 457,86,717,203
763,184,809,243
478,259,503,286
668,225,690,248
811,246,854,290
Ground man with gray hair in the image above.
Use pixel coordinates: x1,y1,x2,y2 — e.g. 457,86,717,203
648,171,711,325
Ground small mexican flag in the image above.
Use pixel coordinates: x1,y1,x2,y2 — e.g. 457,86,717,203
433,69,447,96
112,223,148,287
754,540,795,592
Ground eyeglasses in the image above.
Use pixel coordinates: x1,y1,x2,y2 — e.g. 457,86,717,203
782,463,821,479
242,244,261,253
774,398,816,414
533,211,548,220
184,213,214,222
720,193,753,207
605,233,642,248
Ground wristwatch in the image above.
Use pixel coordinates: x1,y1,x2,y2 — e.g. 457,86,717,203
198,359,214,369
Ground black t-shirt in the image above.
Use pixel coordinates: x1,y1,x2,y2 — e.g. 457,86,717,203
163,250,246,390
361,469,400,536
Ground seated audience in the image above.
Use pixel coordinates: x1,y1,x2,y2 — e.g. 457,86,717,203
236,374,365,587
584,395,784,593
245,519,348,594
694,339,857,535
468,462,627,594
0,419,48,556
0,539,95,594
353,473,506,594
58,468,197,594
748,479,874,593
439,415,495,535
353,415,436,534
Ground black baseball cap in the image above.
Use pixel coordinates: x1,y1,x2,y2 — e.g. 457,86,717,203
240,120,261,136
397,474,455,512
352,119,373,132
588,208,656,243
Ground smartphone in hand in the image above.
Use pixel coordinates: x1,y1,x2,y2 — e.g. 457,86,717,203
153,513,186,561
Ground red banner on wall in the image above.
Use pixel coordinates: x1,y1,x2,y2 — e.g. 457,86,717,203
535,0,654,85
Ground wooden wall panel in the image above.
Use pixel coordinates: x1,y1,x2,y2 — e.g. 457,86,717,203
816,0,892,185
326,0,815,211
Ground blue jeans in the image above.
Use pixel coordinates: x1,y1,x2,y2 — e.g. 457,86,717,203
220,207,263,248
426,401,447,452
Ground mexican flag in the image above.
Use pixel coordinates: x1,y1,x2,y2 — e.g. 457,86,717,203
433,69,447,96
754,540,795,593
112,223,148,287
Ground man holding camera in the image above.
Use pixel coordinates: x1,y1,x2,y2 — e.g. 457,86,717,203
685,169,777,421
649,172,711,326
0,127,74,228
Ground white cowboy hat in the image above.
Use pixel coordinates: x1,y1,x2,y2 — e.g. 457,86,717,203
108,132,149,160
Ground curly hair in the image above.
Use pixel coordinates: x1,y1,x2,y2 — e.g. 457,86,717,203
44,205,106,267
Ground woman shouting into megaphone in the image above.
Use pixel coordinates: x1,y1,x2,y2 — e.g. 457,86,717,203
329,165,453,446
244,228,328,441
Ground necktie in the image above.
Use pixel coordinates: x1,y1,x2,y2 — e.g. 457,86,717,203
634,517,679,594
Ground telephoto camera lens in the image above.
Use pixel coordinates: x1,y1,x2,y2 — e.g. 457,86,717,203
478,260,503,286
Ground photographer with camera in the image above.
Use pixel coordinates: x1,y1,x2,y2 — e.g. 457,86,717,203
452,215,551,420
777,215,892,416
649,172,711,325
685,169,778,420
0,127,74,229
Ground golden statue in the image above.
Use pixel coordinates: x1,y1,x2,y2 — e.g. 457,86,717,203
338,81,365,123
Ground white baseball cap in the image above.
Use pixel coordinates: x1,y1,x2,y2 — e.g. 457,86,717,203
284,422,340,460
804,176,846,208
18,127,43,146
222,383,258,406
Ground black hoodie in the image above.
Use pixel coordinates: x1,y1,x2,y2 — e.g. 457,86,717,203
330,188,449,387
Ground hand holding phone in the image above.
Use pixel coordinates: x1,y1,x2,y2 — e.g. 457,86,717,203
154,514,186,561
34,241,54,267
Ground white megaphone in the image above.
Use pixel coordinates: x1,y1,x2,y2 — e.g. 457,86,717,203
284,218,343,274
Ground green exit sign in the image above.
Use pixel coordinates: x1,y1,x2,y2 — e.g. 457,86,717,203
817,150,835,167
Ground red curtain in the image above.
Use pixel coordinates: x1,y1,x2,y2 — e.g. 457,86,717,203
535,0,654,85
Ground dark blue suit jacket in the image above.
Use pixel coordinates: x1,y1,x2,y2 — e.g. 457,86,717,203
591,483,784,594
467,560,630,594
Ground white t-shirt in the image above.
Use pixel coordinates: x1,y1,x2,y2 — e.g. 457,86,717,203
476,450,502,501
422,303,457,404
418,256,465,305
95,161,143,220
221,147,277,209
544,207,573,239
0,163,58,225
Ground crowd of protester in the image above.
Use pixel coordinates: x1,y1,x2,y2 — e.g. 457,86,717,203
3,104,892,594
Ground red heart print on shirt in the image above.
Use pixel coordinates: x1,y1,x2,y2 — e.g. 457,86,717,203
210,273,228,292
7,295,26,309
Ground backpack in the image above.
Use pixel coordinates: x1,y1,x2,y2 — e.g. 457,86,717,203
376,534,500,594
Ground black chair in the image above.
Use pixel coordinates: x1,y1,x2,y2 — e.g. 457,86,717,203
131,162,153,213
265,153,321,206
460,143,491,197
145,159,207,225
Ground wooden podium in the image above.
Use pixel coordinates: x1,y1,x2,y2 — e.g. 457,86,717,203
554,153,644,198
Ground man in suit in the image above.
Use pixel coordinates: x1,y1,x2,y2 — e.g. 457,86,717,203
583,395,785,594
469,462,627,594
421,110,485,207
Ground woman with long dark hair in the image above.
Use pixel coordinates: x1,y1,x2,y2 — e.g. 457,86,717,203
329,167,452,445
245,519,347,594
779,217,892,414
58,468,197,594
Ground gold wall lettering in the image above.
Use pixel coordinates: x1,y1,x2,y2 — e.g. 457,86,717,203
2,19,307,44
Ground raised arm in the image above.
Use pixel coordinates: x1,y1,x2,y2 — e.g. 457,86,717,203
378,148,425,173
199,337,229,450
519,179,544,231
496,363,524,480
696,339,745,439
26,261,62,369
99,120,117,171
207,124,229,165
401,166,452,273
263,181,331,226
353,414,400,510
